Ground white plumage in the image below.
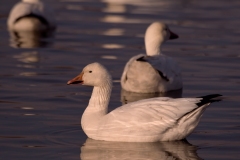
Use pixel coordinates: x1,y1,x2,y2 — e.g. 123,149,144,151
121,22,182,93
67,62,222,142
7,0,56,31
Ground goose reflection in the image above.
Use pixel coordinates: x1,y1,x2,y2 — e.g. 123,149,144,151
13,51,40,64
80,138,202,160
13,51,40,76
121,89,182,104
9,30,55,48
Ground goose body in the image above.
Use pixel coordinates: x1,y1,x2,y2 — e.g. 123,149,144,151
67,62,222,142
7,0,56,31
121,22,182,93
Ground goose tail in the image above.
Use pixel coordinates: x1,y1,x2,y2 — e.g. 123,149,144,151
196,94,223,107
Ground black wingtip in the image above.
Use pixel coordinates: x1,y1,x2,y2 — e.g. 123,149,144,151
196,94,223,107
136,56,147,62
15,13,49,26
156,69,169,82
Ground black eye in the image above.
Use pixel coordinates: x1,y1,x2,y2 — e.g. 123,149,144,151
89,71,92,73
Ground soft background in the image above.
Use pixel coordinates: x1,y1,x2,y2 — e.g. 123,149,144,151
0,0,239,159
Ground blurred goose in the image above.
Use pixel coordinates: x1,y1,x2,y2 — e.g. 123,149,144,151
121,22,182,93
7,0,56,31
67,62,222,142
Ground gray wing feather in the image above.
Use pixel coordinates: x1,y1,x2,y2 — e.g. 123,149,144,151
138,54,181,82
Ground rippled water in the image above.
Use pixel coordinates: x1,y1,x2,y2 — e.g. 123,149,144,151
0,0,240,159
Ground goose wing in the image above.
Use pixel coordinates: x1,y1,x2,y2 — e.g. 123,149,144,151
121,54,145,83
97,97,203,137
136,54,181,82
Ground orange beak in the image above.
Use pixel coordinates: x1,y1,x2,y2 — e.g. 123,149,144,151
169,30,179,40
67,72,84,85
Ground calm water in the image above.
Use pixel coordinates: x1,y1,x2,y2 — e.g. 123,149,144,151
0,0,240,159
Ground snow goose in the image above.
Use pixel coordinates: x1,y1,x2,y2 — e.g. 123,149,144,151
121,22,182,93
67,62,222,142
7,0,56,32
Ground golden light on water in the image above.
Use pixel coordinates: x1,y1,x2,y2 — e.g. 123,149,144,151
102,3,126,13
101,55,118,59
101,44,125,49
102,28,125,36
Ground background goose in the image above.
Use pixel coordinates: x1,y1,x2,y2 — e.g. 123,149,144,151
7,0,56,32
121,22,182,93
67,62,222,142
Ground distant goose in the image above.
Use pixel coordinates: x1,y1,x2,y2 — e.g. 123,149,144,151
67,62,222,142
7,0,56,32
121,22,182,93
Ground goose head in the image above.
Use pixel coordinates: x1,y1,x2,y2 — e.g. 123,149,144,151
145,22,178,56
67,62,112,87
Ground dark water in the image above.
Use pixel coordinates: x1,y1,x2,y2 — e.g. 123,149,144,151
0,0,240,159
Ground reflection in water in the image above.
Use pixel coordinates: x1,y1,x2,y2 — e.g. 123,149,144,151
102,28,125,36
20,106,35,116
101,55,118,60
121,89,182,104
80,138,202,160
100,15,126,23
100,1,141,23
19,72,38,77
21,107,34,110
13,51,40,64
13,51,40,76
102,3,127,13
100,0,128,24
23,113,36,116
9,30,55,48
101,0,176,15
101,44,125,49
13,51,40,70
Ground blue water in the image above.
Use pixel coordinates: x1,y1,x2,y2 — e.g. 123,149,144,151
0,0,239,159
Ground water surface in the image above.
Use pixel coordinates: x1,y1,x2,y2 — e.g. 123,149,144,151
0,0,240,159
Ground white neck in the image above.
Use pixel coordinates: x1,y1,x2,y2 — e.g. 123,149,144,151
88,82,112,111
81,80,112,138
145,36,164,56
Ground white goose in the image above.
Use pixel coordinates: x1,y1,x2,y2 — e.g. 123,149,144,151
7,0,56,31
121,22,182,93
67,62,222,142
